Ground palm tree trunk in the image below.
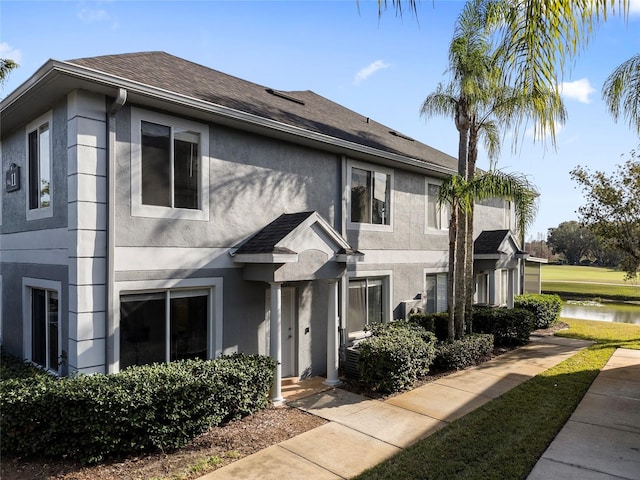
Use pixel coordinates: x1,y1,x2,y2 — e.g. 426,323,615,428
454,118,469,340
465,127,479,333
447,206,457,342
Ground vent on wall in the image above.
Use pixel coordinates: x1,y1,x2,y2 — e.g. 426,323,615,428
266,88,305,105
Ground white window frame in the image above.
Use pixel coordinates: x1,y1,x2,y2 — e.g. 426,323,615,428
25,111,53,221
22,277,62,374
346,270,392,340
346,159,394,232
113,277,222,372
425,180,449,233
423,268,448,313
131,108,210,221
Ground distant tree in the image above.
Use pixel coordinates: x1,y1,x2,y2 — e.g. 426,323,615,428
0,58,18,84
571,152,640,279
547,221,596,265
602,53,640,136
524,239,552,260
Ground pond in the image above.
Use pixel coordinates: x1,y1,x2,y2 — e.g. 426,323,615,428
561,301,640,325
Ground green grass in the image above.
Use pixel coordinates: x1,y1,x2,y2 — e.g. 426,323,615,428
354,319,640,480
541,265,640,301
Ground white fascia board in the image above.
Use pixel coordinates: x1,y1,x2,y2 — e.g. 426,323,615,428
2,60,455,177
233,253,299,264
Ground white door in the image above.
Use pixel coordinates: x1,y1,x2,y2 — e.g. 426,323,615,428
280,287,296,378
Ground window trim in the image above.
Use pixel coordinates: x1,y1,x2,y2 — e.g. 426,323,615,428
346,159,394,232
113,277,222,372
25,111,53,221
131,108,210,221
346,270,392,340
423,268,448,314
22,277,62,374
425,180,449,233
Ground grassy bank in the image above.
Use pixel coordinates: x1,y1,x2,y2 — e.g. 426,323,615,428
541,265,640,301
354,319,640,480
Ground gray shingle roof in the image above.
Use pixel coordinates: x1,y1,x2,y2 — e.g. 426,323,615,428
474,229,513,255
67,52,455,170
234,212,316,255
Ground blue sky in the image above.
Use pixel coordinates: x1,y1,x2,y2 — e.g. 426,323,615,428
2,0,639,239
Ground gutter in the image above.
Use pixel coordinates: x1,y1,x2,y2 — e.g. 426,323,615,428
2,60,456,178
106,88,127,373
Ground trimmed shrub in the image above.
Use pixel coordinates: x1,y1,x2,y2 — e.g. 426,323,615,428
515,294,562,329
432,334,495,371
0,354,276,464
473,306,535,346
357,321,437,393
409,312,449,341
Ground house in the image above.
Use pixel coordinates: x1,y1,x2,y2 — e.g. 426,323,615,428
0,52,526,401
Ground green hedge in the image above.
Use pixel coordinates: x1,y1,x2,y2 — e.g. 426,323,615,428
472,307,535,346
0,354,276,464
432,334,495,371
514,293,562,329
357,322,437,394
409,312,450,341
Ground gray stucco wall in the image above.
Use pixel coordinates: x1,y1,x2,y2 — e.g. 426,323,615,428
1,102,68,234
114,105,341,248
1,263,68,365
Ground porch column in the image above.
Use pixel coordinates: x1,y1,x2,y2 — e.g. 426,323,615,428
324,279,341,386
269,282,284,405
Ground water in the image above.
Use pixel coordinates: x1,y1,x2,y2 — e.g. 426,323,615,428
561,301,640,324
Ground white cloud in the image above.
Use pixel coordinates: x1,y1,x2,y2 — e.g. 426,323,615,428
354,60,391,85
78,7,110,23
77,4,119,30
558,78,595,104
0,42,22,63
630,0,640,16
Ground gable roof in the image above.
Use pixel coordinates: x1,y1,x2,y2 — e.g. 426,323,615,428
66,52,454,170
0,51,456,175
474,229,525,256
233,211,361,264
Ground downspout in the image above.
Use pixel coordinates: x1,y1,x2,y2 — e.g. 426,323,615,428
106,88,127,374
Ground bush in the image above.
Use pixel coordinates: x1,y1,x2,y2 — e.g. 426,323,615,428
357,321,437,393
514,294,562,329
473,306,535,346
432,334,495,371
0,354,276,464
409,312,449,341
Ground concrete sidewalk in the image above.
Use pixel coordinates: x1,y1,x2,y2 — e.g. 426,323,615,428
528,347,640,480
199,335,606,480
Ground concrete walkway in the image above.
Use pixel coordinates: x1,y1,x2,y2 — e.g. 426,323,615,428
528,347,640,480
199,336,640,480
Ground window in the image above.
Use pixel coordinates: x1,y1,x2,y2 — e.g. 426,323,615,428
425,273,447,313
475,274,489,304
500,269,509,305
426,183,449,230
22,278,62,374
26,112,53,220
348,161,392,230
348,277,387,336
131,108,209,221
120,289,209,369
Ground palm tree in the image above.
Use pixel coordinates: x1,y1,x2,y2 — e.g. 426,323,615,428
380,0,628,123
421,0,566,339
437,170,538,340
602,53,640,136
0,58,18,84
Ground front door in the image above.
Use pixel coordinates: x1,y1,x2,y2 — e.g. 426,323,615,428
280,287,296,378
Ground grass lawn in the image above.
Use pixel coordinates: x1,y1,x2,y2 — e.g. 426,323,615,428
542,265,640,301
354,319,640,480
